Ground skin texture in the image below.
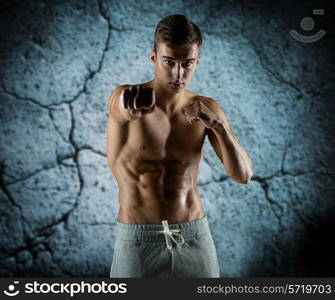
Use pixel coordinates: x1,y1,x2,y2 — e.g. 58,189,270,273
107,43,253,224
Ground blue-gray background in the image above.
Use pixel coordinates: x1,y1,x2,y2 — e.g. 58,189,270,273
0,0,334,277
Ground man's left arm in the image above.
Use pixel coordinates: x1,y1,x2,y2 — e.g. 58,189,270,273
184,98,253,184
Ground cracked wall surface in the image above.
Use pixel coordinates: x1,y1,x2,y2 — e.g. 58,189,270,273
0,0,334,277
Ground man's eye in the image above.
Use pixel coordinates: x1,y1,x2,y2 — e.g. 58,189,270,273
164,60,174,65
183,62,193,67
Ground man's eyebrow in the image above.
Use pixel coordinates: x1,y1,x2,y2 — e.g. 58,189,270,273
162,56,196,61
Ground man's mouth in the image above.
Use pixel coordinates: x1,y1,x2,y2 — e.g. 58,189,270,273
170,82,184,87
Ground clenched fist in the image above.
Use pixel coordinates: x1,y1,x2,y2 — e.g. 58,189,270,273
183,100,219,129
120,85,156,118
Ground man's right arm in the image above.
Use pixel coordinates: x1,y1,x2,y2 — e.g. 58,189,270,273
107,85,131,170
107,84,156,168
108,84,156,123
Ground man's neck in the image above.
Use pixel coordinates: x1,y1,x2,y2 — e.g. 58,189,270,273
151,79,186,115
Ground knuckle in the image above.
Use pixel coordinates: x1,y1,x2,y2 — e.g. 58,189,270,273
133,97,139,109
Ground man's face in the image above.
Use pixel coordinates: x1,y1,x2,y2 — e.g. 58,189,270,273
151,43,200,93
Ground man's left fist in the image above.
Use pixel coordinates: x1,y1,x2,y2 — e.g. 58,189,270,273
183,100,217,129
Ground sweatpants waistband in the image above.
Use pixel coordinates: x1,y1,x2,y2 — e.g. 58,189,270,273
115,215,210,242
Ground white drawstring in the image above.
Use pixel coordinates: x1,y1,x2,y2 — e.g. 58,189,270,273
158,220,185,250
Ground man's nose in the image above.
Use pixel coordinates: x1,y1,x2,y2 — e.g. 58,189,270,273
173,63,184,81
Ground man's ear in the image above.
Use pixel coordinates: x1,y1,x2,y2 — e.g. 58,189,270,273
150,49,156,64
197,54,201,64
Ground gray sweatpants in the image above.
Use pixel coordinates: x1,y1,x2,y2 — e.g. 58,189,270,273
109,215,220,278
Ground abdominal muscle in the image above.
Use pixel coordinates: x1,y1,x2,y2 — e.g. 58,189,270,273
112,157,206,225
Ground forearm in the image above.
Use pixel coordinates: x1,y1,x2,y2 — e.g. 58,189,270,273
211,121,253,183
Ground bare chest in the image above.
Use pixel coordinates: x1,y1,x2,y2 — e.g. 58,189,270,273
126,109,206,161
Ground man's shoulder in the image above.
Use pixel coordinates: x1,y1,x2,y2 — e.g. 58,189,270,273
188,91,221,109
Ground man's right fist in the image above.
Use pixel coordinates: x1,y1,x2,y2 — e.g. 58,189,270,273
120,85,156,118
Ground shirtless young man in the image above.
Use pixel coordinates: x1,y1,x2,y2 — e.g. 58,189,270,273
107,15,253,278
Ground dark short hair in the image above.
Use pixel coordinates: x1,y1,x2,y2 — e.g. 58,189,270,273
153,14,202,53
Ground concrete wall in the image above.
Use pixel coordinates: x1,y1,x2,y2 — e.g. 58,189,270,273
0,0,334,277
